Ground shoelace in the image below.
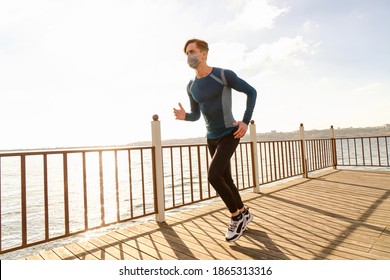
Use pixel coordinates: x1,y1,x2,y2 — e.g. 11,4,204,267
228,220,240,231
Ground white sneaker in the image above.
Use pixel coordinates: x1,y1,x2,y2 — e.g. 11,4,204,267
225,213,246,242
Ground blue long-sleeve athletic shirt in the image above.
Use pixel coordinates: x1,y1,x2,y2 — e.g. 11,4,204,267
185,67,257,139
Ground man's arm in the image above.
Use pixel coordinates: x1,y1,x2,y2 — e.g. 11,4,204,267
224,70,257,138
225,70,257,125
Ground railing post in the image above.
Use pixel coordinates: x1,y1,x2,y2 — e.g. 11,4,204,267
151,114,165,222
249,120,260,193
20,155,27,246
330,125,337,169
300,123,308,178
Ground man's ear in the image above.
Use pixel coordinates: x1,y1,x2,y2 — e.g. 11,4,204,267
201,51,208,60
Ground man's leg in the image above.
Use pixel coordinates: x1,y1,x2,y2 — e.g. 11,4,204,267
207,133,241,213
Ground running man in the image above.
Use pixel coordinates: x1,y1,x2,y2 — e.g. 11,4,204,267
174,38,257,242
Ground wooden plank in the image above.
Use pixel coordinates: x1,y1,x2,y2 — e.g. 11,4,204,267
106,228,178,260
64,243,99,260
39,250,61,260
96,234,138,260
106,230,158,260
121,226,198,260
87,237,127,260
76,240,117,260
135,222,238,260
99,232,149,260
25,254,44,260
52,246,78,260
368,249,390,259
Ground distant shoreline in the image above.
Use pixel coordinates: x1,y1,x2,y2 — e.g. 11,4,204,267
1,125,389,152
131,124,390,146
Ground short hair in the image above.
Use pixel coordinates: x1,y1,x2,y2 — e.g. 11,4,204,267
183,38,209,53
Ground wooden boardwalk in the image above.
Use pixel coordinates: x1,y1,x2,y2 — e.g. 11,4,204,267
24,169,390,260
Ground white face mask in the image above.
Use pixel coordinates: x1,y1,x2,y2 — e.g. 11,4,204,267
187,54,200,69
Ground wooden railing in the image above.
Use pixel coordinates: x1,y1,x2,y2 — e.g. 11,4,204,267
0,146,156,254
335,136,390,167
0,119,389,254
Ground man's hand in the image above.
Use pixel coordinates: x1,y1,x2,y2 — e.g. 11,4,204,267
173,102,186,120
233,121,248,138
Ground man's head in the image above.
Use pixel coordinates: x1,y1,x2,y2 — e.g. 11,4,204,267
184,39,209,69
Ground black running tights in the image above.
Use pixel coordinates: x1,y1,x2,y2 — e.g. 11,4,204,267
207,131,244,214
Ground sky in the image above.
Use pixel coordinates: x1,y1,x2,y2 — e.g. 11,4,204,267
1,0,389,150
